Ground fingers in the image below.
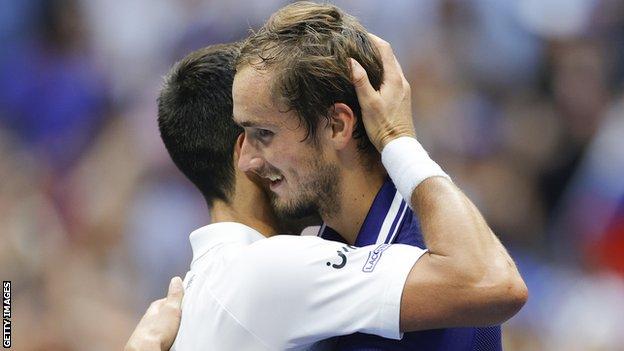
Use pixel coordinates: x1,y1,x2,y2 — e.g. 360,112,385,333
167,276,184,299
166,276,184,309
148,298,166,312
125,278,184,351
349,58,376,97
367,33,404,87
349,58,378,104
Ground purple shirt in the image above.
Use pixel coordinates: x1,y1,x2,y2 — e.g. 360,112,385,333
319,178,502,351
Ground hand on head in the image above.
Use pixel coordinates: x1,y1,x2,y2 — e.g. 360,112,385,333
350,34,416,152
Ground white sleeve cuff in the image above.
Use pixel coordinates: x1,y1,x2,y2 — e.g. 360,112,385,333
376,244,428,340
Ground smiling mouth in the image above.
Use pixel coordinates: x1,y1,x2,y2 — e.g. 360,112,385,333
266,174,282,182
264,174,284,190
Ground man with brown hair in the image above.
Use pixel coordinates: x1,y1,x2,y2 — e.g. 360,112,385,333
234,2,525,350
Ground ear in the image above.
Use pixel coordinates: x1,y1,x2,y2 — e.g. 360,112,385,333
327,103,356,150
234,133,245,161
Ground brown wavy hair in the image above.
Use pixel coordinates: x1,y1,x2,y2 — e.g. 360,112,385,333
238,1,383,154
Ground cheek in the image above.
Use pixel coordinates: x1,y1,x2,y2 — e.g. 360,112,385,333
287,150,323,183
264,137,307,171
266,128,323,179
273,152,302,177
271,154,310,186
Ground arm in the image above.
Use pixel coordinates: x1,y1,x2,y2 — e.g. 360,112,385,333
125,277,184,351
350,34,528,331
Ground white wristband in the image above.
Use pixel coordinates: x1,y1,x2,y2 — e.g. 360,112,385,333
381,137,450,203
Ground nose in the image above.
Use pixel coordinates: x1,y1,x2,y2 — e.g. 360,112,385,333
237,134,264,173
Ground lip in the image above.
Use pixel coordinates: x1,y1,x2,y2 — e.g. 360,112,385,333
269,177,285,192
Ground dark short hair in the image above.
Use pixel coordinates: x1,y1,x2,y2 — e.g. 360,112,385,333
238,1,383,154
158,43,242,205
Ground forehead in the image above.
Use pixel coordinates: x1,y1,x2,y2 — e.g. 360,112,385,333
232,65,285,127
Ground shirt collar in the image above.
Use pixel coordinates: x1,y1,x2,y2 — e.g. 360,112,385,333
189,222,264,266
320,178,403,246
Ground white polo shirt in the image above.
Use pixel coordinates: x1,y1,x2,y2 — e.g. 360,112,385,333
171,222,426,351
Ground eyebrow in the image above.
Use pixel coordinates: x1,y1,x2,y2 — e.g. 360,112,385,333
238,121,259,128
234,118,278,129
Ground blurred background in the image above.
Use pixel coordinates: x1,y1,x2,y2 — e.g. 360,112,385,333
1,0,623,350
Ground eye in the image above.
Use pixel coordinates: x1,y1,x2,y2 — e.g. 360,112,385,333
254,128,274,142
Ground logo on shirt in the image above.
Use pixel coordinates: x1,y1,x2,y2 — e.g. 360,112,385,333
326,245,358,269
186,274,195,290
362,244,391,272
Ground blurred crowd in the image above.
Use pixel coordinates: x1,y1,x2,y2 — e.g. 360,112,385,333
1,0,623,350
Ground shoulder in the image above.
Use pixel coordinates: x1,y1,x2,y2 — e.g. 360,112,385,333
228,236,356,295
241,235,346,272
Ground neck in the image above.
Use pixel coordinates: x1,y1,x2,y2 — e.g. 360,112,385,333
324,156,386,245
210,192,279,238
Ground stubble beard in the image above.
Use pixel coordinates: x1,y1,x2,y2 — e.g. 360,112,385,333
270,158,341,221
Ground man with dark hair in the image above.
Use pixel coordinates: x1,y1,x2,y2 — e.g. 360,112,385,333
235,2,525,350
158,43,244,206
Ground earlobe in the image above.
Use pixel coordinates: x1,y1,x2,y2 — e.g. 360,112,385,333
329,103,356,149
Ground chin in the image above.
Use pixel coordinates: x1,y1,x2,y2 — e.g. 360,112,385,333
272,197,317,220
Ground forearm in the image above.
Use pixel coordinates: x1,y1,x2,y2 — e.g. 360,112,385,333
380,134,522,286
399,175,526,329
396,176,526,330
383,138,526,329
411,177,509,275
350,33,527,330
